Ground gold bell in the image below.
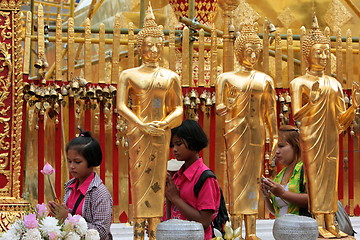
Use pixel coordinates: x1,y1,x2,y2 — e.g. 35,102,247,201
109,85,117,97
61,85,68,96
58,93,63,101
211,92,216,104
184,95,191,106
23,82,30,93
86,86,95,98
206,97,212,106
279,95,285,103
190,89,197,100
102,86,110,99
42,59,49,68
44,87,50,99
28,83,36,95
53,83,61,91
70,80,79,91
50,88,57,99
35,87,42,98
78,77,88,87
95,85,103,97
34,58,43,69
200,90,207,100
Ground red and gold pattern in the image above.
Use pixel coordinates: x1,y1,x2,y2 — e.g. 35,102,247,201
169,0,218,25
0,0,29,231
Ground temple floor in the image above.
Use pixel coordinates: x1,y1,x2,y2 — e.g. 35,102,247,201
110,217,360,239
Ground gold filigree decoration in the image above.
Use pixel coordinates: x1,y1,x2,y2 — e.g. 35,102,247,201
0,40,12,175
0,11,11,40
0,0,21,10
324,0,352,32
0,203,30,231
12,10,24,199
233,0,260,25
277,7,296,29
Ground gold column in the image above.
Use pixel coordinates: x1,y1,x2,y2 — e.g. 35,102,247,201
217,0,239,72
0,0,30,231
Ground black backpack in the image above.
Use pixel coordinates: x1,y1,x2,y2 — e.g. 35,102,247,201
194,169,229,237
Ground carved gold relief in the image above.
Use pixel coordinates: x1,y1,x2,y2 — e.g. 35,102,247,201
0,0,21,10
277,7,296,29
233,0,260,25
324,0,352,32
0,203,30,231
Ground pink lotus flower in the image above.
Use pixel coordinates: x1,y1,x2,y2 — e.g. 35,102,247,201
24,213,38,229
41,162,55,175
67,213,81,225
49,231,59,240
36,203,47,217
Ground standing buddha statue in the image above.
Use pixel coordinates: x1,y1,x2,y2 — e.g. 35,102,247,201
116,4,183,240
215,22,278,240
290,15,360,239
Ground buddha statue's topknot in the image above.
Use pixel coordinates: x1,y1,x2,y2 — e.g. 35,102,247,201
136,3,165,49
302,15,330,58
234,22,263,57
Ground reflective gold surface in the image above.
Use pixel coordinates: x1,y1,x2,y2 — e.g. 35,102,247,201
290,16,359,238
215,23,278,237
116,5,183,239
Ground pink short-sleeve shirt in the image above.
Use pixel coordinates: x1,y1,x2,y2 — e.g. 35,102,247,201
171,158,220,240
66,172,95,215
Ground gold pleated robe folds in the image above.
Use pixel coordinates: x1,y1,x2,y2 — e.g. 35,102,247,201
118,67,183,218
290,74,347,213
217,70,277,215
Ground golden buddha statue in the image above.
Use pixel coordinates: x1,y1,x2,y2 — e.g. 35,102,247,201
116,4,183,240
215,22,278,240
290,15,360,239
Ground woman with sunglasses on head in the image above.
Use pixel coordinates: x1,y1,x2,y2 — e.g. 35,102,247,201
260,125,309,218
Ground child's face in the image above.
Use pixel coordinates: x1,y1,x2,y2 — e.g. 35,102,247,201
170,135,197,162
67,149,93,184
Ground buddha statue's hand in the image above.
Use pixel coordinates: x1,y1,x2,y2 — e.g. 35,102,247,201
152,120,168,130
216,103,228,116
352,82,360,107
310,80,321,104
141,122,165,136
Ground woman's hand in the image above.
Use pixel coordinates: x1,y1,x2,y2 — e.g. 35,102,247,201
260,180,272,199
165,173,180,203
261,178,285,198
48,201,70,221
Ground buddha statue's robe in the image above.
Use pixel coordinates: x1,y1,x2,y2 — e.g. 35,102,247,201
216,70,277,215
290,74,349,213
118,67,183,218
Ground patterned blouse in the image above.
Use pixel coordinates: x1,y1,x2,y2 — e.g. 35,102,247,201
271,161,306,217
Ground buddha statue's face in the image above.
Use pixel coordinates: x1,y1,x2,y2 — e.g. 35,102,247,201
239,43,262,69
140,36,163,63
308,43,330,71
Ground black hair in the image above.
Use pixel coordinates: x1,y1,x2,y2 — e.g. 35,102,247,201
171,119,208,152
66,130,102,168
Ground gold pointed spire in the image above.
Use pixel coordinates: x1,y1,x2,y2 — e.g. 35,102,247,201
302,14,330,58
136,2,165,48
311,13,319,29
144,2,157,28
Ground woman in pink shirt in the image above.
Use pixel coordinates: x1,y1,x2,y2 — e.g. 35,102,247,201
165,119,220,240
48,130,113,240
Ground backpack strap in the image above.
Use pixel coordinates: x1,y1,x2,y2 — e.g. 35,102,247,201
194,169,216,198
71,193,85,215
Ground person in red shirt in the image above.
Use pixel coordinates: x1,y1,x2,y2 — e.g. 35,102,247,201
165,119,220,240
48,130,113,240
